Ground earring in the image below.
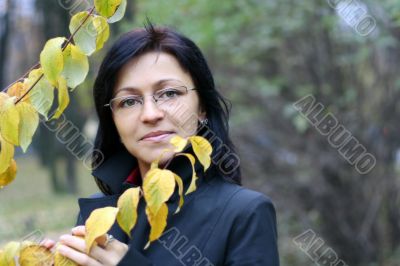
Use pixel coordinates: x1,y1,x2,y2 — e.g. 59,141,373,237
200,119,208,126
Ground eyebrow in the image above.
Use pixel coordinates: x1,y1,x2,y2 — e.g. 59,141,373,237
114,78,183,96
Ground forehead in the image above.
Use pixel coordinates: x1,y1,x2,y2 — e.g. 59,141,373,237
113,52,193,96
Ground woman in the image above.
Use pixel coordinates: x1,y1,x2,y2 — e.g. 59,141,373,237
44,23,279,265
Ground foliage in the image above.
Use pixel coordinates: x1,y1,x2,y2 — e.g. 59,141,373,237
0,0,125,189
0,135,212,264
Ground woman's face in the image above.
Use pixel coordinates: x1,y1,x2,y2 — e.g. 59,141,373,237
112,52,205,174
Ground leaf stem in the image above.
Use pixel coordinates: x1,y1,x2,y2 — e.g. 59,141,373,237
12,6,96,104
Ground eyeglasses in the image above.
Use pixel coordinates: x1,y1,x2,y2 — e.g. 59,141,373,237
104,85,197,114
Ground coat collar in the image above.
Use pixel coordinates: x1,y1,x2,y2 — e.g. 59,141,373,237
92,147,205,195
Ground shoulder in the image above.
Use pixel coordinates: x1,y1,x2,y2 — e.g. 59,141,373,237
210,178,275,211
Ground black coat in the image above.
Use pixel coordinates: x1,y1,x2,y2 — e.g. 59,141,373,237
76,149,280,266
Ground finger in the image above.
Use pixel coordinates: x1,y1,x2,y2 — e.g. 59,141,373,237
39,239,56,250
71,226,86,236
59,234,112,262
90,240,129,265
59,234,86,253
58,244,101,266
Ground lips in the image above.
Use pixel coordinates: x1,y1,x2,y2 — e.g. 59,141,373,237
140,131,174,141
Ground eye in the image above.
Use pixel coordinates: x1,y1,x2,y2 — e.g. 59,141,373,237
157,87,184,100
119,96,141,108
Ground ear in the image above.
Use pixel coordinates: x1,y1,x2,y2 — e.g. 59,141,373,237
198,110,206,121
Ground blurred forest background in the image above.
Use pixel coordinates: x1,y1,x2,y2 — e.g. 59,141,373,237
1,0,400,265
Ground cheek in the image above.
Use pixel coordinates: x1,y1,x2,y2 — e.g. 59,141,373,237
113,117,137,142
166,102,201,136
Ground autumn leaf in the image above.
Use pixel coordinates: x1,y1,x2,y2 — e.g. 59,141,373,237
0,132,15,175
107,0,127,23
25,69,54,119
143,168,175,216
0,93,20,145
0,241,20,266
54,242,80,266
70,12,110,56
19,244,53,266
189,136,212,171
85,207,118,253
173,174,184,213
16,102,39,152
95,0,122,18
61,43,89,90
170,135,188,152
176,153,198,195
145,203,168,249
0,159,17,187
52,76,70,119
7,82,30,103
117,187,141,237
93,16,110,51
40,37,66,86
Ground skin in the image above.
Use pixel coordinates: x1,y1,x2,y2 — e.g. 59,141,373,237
42,52,205,265
112,51,205,176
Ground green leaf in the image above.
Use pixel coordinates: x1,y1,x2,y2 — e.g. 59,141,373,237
62,44,89,90
95,0,122,18
15,102,39,152
25,69,54,119
70,12,97,56
108,0,127,23
39,37,65,86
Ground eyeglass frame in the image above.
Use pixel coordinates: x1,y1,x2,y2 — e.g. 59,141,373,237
104,85,197,113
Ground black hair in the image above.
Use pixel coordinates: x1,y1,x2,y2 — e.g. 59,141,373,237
92,22,241,194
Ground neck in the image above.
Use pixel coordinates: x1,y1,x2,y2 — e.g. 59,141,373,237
138,161,150,179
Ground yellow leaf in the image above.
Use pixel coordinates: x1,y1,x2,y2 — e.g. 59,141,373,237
170,135,188,152
52,76,70,119
62,44,89,90
95,0,122,18
145,203,168,248
70,12,97,56
93,16,110,51
85,207,118,253
0,132,14,174
1,241,20,266
7,82,30,103
15,102,39,152
107,0,127,23
189,136,212,171
176,153,198,195
143,168,175,215
117,187,141,237
18,244,53,266
24,69,54,119
0,94,20,145
0,159,17,187
173,174,184,214
40,37,65,86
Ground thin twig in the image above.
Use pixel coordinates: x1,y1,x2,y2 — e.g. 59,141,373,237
13,6,96,104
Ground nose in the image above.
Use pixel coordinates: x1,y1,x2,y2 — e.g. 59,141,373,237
139,97,165,124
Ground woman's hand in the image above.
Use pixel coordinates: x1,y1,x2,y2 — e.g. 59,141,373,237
57,226,129,266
